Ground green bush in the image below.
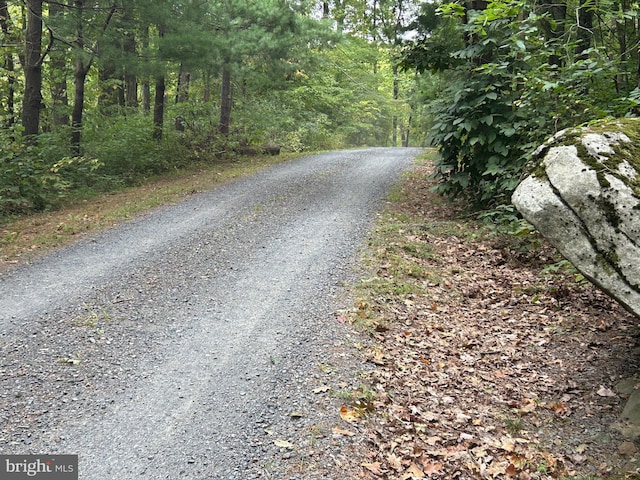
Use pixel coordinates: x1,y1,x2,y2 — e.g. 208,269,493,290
0,130,102,216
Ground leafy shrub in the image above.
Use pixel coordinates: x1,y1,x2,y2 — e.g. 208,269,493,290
406,0,626,209
0,134,102,216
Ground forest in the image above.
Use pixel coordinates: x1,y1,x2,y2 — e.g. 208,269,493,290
0,0,423,218
1,0,639,218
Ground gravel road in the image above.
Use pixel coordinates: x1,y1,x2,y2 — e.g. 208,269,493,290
0,148,419,479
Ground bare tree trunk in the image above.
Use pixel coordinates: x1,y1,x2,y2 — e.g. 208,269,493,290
71,63,88,155
22,0,43,138
392,65,399,146
219,65,232,135
153,75,165,141
142,80,151,112
125,73,138,108
124,30,138,108
71,0,89,155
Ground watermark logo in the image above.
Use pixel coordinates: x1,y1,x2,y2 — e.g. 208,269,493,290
0,455,77,479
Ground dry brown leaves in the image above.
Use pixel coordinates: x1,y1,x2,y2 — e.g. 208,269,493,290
350,162,640,479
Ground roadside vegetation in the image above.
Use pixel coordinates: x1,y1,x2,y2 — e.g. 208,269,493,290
0,153,295,271
340,151,639,479
0,0,424,221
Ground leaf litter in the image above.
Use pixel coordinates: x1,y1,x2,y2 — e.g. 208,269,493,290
342,161,640,479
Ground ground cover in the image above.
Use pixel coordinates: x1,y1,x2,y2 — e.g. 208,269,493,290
343,152,640,479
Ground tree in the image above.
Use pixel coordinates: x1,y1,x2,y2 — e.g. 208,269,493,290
402,0,639,208
23,0,44,138
48,0,70,128
0,0,16,128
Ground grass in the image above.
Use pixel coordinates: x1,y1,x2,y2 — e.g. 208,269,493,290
0,153,299,272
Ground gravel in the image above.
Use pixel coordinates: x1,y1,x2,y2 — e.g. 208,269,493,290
0,148,419,479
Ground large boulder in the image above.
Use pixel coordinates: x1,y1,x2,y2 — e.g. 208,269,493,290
512,118,640,318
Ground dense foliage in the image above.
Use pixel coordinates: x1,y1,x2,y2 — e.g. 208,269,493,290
402,0,640,208
0,0,424,217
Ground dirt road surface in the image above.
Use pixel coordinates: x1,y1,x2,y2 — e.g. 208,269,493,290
0,148,420,479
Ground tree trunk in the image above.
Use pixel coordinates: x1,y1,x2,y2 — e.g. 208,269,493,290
141,25,151,112
176,67,191,103
0,0,15,127
615,14,628,93
69,0,115,152
22,0,43,138
175,66,190,131
122,4,137,109
142,80,151,112
71,64,88,155
637,17,640,89
98,47,123,113
576,0,594,60
392,65,399,147
402,114,411,148
124,31,138,108
219,65,232,135
153,75,165,141
71,0,88,155
48,1,69,127
125,73,138,108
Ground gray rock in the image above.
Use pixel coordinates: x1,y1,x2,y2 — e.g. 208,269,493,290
612,389,640,440
512,119,640,318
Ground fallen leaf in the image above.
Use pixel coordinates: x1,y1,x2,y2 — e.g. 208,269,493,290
401,462,425,479
519,399,537,414
340,405,359,422
313,385,331,394
370,349,386,365
425,436,441,446
362,461,383,476
500,437,516,452
485,460,508,476
423,462,443,475
597,385,617,397
388,453,403,471
505,463,519,477
274,439,295,449
547,401,568,415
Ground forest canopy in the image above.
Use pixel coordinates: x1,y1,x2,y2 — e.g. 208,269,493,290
0,0,422,216
3,0,638,217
